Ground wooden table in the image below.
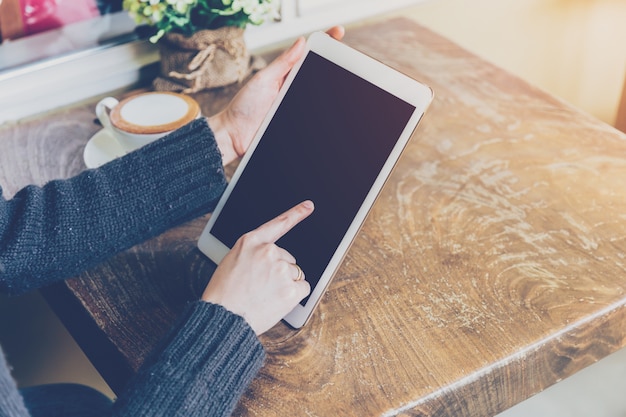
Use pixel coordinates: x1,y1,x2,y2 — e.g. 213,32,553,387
2,17,626,417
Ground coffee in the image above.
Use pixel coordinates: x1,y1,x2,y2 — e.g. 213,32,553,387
110,92,200,134
96,92,201,152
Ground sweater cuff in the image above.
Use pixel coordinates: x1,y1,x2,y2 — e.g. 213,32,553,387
113,302,265,417
161,301,266,390
122,117,228,222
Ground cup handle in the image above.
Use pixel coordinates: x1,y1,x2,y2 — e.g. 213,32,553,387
95,97,119,132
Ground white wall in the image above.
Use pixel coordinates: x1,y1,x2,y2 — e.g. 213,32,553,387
401,0,626,126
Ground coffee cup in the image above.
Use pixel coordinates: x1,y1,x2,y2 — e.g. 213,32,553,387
96,92,201,153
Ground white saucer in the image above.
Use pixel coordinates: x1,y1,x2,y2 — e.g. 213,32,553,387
83,129,127,169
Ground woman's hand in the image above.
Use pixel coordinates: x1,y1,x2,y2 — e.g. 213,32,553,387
210,26,345,165
201,201,314,335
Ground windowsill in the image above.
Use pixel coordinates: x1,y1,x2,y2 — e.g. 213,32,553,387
0,0,426,125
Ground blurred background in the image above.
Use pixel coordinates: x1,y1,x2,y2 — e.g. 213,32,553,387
1,0,625,415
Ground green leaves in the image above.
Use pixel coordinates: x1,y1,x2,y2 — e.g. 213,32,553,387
123,0,279,42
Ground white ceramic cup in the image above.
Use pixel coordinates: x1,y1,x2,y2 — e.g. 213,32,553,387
96,92,201,153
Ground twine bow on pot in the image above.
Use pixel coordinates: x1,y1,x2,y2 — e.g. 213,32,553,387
153,26,264,94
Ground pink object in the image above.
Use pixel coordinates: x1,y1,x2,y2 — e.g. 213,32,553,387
20,0,100,36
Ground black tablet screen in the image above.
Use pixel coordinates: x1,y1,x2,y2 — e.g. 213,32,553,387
210,51,416,303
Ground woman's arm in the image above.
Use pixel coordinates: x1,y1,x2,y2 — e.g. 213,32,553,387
112,301,265,417
112,199,315,417
0,118,226,295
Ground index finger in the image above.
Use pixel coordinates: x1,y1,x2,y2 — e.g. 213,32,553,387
254,200,315,243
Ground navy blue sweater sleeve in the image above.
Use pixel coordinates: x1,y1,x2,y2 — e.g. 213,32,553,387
0,118,267,417
0,118,227,295
113,302,265,417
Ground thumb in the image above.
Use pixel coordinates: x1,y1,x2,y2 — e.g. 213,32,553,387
263,37,306,81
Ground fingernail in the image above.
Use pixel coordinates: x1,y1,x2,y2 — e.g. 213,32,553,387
302,200,314,209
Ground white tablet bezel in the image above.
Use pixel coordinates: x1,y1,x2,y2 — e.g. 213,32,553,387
198,31,433,328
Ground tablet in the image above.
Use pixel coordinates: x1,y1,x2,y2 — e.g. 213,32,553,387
198,31,433,328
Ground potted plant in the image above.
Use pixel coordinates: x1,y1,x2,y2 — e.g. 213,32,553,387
123,0,280,93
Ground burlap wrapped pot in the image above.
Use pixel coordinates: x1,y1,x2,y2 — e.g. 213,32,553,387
153,26,263,93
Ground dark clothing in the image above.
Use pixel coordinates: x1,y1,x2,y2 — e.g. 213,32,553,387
0,118,265,416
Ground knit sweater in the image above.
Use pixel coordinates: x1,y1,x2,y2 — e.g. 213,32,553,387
0,118,265,416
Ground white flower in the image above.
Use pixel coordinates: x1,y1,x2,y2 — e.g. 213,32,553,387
228,0,278,23
124,0,278,42
164,0,195,13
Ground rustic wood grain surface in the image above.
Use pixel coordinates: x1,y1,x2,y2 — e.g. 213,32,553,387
2,17,626,417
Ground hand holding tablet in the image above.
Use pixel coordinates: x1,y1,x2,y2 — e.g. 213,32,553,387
207,27,345,166
199,31,433,328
